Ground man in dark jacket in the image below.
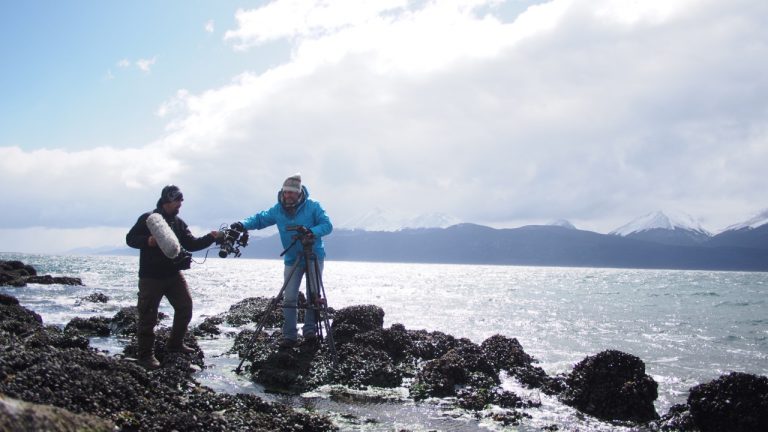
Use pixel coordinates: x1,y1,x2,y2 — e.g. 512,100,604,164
126,185,221,369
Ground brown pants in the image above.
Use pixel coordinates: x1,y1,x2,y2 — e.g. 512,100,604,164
137,274,192,356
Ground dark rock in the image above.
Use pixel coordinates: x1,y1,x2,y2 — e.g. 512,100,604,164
654,403,696,431
110,306,168,336
332,344,402,388
408,329,458,360
222,296,284,327
409,342,498,400
110,306,140,336
65,317,112,337
1,260,80,287
0,294,43,335
25,275,83,286
333,305,384,334
0,293,336,431
193,316,224,337
80,292,109,303
687,372,768,432
561,350,659,422
0,394,115,431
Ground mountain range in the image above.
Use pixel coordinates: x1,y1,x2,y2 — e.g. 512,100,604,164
230,209,768,271
94,209,768,272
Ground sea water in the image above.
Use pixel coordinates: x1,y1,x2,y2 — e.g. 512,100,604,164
2,252,767,431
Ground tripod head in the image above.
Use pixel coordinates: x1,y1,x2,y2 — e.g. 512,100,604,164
286,225,315,247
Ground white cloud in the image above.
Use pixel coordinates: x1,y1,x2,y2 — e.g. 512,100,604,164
136,56,157,73
117,58,131,68
3,0,768,253
205,19,215,33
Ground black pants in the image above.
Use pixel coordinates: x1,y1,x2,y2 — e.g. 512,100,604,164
137,273,192,354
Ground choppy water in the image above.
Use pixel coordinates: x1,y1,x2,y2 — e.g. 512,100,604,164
2,252,767,431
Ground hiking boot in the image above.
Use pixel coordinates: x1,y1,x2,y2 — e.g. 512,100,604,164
299,334,320,350
278,338,297,349
301,334,318,345
138,355,161,370
167,343,195,354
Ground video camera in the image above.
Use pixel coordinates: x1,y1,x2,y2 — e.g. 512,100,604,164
217,223,249,258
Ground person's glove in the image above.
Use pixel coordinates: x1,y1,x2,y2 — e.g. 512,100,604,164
230,221,245,232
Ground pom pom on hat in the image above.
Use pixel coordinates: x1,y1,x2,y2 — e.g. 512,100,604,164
282,174,302,193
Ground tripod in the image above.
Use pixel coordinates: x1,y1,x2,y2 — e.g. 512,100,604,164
235,226,337,374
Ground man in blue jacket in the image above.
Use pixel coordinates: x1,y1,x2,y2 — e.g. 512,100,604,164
232,174,332,348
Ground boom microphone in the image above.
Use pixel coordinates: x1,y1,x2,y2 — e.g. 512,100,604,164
146,213,181,259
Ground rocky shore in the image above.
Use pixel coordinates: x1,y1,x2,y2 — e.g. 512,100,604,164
1,260,767,431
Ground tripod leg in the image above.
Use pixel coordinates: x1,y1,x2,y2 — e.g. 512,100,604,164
235,259,301,373
310,257,337,367
303,256,322,339
319,282,337,367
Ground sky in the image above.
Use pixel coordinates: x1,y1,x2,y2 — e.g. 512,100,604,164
1,0,767,253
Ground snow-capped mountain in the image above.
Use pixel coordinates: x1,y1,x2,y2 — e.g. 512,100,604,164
339,208,462,231
546,219,577,229
708,208,768,250
610,211,712,246
722,208,768,231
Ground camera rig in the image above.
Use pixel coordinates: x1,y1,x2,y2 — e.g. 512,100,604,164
216,223,249,258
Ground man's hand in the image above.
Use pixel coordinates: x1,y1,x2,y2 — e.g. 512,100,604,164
230,221,245,232
147,236,157,247
210,230,223,240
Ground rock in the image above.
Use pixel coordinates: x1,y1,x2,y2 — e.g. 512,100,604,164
331,305,384,345
110,306,168,336
409,342,498,400
193,316,224,337
0,293,43,334
687,372,768,432
64,316,112,337
0,293,337,432
80,292,109,303
0,394,115,431
222,296,284,327
25,275,83,286
561,350,659,422
0,260,81,287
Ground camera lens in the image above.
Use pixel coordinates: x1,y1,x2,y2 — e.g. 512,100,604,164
218,249,228,258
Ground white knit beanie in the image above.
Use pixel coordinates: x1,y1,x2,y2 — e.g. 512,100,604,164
282,173,302,193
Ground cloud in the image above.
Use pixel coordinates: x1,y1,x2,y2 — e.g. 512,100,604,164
136,56,157,73
205,20,215,33
3,0,767,249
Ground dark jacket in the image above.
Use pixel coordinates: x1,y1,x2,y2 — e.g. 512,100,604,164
126,208,215,278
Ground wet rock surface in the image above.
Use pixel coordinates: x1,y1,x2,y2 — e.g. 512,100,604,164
0,394,115,431
1,260,82,287
3,260,768,430
560,349,659,422
0,293,337,431
686,372,768,432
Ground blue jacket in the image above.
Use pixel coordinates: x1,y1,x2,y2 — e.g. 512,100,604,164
240,186,332,266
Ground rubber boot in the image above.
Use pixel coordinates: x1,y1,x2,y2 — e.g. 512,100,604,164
137,333,160,370
167,327,195,354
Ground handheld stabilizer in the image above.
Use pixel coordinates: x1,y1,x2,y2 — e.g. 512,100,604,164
217,222,249,258
146,213,192,269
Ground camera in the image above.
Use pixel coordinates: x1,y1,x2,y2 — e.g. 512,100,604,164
217,223,249,258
